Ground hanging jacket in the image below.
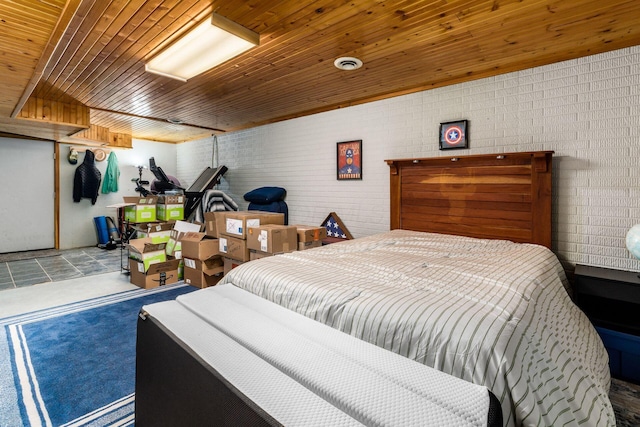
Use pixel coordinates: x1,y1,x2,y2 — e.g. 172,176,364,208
73,149,102,204
102,151,120,194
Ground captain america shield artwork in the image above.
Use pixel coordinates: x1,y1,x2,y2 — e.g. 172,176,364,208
439,120,469,150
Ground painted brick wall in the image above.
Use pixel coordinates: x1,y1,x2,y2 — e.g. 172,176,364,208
177,45,640,272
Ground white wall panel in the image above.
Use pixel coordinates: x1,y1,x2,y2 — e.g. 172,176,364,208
0,138,54,252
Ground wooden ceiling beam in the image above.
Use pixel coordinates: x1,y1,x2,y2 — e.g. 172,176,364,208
16,96,90,128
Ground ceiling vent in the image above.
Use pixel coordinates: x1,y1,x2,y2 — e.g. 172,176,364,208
334,57,363,71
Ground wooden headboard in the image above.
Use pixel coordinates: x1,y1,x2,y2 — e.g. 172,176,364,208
386,151,553,248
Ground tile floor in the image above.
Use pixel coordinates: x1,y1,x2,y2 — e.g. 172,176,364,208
0,246,124,291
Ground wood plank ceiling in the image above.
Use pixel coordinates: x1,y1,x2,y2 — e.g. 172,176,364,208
1,0,639,144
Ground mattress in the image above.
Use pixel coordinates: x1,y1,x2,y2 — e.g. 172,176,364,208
138,283,500,426
220,229,615,426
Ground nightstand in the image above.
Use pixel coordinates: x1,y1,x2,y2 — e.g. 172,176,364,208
574,264,640,383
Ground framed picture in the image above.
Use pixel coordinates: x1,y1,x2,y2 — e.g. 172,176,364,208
337,140,362,180
439,120,469,150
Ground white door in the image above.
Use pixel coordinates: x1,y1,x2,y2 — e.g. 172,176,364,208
0,137,55,253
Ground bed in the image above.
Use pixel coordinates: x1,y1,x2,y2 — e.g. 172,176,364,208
136,281,502,426
135,151,615,426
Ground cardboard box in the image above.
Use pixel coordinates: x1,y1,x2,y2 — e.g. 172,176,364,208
295,225,328,242
156,195,185,221
157,204,184,221
133,222,174,243
165,221,203,257
157,194,185,205
223,257,246,275
204,211,218,238
127,238,167,271
181,232,220,260
249,250,272,261
184,267,224,288
123,196,158,223
247,224,297,254
183,256,224,274
214,211,230,239
298,240,323,251
220,211,284,240
218,235,250,262
183,256,224,288
129,258,180,289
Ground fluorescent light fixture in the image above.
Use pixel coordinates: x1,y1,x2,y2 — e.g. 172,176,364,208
145,13,259,82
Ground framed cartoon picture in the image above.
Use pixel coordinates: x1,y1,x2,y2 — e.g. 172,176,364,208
439,120,469,150
337,140,362,180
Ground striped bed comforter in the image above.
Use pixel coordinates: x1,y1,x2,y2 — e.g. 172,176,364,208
221,229,615,426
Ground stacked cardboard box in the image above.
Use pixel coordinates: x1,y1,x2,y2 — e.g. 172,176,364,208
203,212,244,274
133,222,174,244
163,220,206,282
128,238,167,271
181,231,223,288
126,217,327,289
295,225,327,250
221,211,285,239
129,259,181,289
123,196,158,223
127,237,180,289
247,224,298,259
216,211,285,262
165,220,202,258
156,194,185,221
182,232,219,260
204,212,218,238
184,257,224,287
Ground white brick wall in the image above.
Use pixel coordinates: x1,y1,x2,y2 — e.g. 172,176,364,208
177,45,640,272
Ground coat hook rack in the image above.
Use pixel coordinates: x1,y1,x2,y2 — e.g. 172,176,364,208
68,146,110,163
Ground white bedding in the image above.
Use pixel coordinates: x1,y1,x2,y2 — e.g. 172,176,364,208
143,283,494,426
221,229,615,426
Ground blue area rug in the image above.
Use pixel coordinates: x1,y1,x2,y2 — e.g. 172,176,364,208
0,283,196,427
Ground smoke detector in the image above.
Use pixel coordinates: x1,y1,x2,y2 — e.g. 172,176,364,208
334,57,363,71
167,118,185,124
